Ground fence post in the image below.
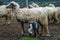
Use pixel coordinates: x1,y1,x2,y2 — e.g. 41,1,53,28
26,0,28,8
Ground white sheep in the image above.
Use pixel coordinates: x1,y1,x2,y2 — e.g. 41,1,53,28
7,1,50,37
49,4,55,8
29,3,59,23
0,4,13,24
55,7,60,23
28,2,39,8
47,4,59,23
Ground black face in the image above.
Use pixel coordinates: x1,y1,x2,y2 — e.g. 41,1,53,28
6,3,15,9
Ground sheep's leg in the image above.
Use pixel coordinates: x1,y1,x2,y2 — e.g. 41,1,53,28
40,15,50,37
5,9,12,25
38,21,44,36
33,28,39,38
5,15,11,25
28,24,33,36
44,25,50,37
21,22,25,35
5,16,7,23
36,27,39,38
43,17,50,37
40,24,49,37
33,25,36,37
54,13,59,24
33,29,36,37
40,25,44,36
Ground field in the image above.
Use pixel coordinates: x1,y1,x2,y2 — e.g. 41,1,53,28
0,17,60,40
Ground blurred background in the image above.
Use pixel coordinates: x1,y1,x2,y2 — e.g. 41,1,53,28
0,0,60,8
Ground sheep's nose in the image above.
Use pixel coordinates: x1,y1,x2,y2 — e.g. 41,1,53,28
6,5,12,8
6,6,9,8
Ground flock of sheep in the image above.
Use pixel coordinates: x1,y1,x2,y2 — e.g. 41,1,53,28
0,1,60,38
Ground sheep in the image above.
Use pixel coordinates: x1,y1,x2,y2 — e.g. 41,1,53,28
39,7,57,23
5,8,13,24
0,5,7,16
55,7,60,23
44,4,58,23
0,1,17,24
48,4,55,8
45,7,59,23
0,4,13,24
28,3,58,23
47,4,59,23
6,1,50,37
29,3,57,22
28,2,39,8
28,3,57,23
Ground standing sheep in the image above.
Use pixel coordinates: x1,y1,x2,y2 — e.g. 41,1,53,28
54,7,60,23
0,4,13,24
47,4,59,23
6,1,50,37
29,3,59,23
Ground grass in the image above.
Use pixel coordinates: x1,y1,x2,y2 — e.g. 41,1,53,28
0,17,5,20
18,36,39,40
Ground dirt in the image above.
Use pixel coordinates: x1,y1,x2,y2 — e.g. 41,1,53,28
0,19,60,40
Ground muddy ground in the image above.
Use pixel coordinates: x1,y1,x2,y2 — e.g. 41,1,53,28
0,18,60,40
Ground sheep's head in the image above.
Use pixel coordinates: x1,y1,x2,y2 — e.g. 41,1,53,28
32,2,36,6
49,4,55,7
6,3,14,9
6,1,20,10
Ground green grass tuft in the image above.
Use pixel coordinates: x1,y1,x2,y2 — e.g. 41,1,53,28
18,36,39,40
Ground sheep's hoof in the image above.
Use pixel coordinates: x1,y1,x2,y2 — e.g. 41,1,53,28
21,34,25,36
45,34,51,37
56,22,59,24
3,23,5,25
39,33,43,37
36,35,39,38
6,22,11,25
42,34,52,37
39,33,51,37
29,33,32,37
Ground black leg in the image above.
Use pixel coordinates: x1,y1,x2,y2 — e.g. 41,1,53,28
29,33,32,37
33,29,39,37
5,15,9,24
33,29,36,37
16,19,25,35
21,22,25,35
33,26,37,37
36,28,39,38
